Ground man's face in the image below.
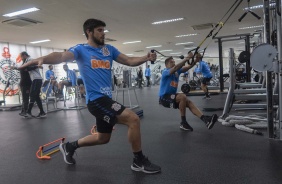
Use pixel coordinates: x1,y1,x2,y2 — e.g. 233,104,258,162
89,26,105,46
49,66,53,70
195,56,201,63
63,65,68,71
166,59,175,68
20,54,27,61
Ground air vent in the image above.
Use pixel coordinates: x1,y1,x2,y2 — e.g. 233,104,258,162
105,38,116,42
2,17,41,27
191,23,214,30
134,50,144,53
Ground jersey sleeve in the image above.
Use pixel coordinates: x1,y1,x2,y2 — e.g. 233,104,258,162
68,44,81,61
45,71,50,80
109,45,121,60
162,69,170,77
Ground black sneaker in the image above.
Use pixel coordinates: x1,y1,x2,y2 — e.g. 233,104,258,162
180,121,193,131
131,157,161,174
59,142,76,165
19,111,26,116
36,112,47,118
203,95,211,100
24,113,34,118
205,114,218,129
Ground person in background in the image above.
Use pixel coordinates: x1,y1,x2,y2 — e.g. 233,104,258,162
158,54,218,131
145,65,151,87
77,75,85,98
18,18,161,174
137,66,143,88
57,64,76,96
45,65,58,92
183,71,189,83
18,54,32,116
195,53,213,100
15,52,46,118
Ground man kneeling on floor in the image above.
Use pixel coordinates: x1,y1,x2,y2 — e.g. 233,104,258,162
158,53,218,131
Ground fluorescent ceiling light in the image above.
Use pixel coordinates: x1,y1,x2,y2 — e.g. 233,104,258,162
170,52,182,55
3,7,40,17
146,45,162,48
152,18,184,25
175,42,194,45
159,50,172,52
243,3,275,10
30,39,50,44
175,33,198,38
184,47,196,50
239,25,264,30
125,54,133,56
123,41,141,44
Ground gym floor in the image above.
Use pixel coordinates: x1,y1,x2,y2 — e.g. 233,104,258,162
0,85,282,184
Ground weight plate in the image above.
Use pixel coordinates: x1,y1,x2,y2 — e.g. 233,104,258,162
250,43,276,72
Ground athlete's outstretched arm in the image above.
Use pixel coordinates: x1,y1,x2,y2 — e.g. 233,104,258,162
18,51,74,70
115,52,156,67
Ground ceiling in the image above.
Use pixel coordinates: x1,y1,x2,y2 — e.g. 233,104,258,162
0,0,264,58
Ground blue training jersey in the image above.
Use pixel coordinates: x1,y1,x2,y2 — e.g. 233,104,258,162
159,68,183,97
66,69,77,86
145,68,151,77
198,60,212,78
45,70,55,80
68,44,120,104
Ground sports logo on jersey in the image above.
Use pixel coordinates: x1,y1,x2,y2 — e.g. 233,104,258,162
102,47,110,56
91,59,110,69
0,47,21,95
103,115,110,123
111,102,121,111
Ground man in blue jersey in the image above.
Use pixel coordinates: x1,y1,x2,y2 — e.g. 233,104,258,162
18,18,160,174
57,64,77,95
44,65,58,92
145,65,151,87
196,53,213,99
159,54,218,131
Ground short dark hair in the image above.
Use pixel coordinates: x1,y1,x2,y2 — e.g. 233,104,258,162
165,57,173,65
20,51,29,57
48,65,53,68
83,19,106,39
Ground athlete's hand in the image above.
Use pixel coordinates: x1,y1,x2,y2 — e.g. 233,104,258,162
147,51,157,62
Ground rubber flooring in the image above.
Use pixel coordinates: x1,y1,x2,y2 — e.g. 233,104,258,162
0,85,281,184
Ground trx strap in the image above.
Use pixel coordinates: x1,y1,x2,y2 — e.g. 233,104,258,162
188,0,244,64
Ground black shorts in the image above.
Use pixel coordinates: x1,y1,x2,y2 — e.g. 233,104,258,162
87,96,126,133
159,94,179,109
77,78,84,86
202,77,212,85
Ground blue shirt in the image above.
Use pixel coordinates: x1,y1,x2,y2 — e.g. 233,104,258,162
68,44,120,103
159,68,183,97
194,67,200,74
66,69,77,86
45,70,55,80
145,68,151,77
198,60,212,78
